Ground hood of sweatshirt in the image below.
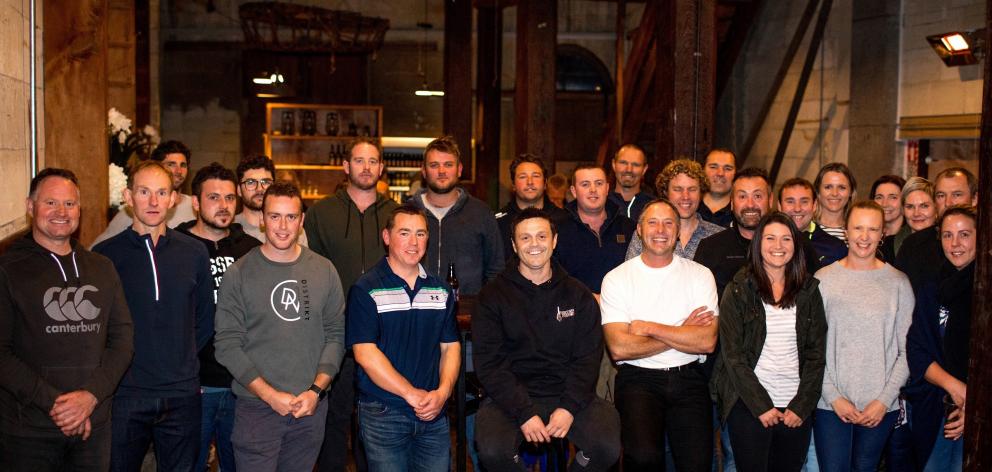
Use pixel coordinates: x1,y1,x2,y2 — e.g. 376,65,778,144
409,186,471,218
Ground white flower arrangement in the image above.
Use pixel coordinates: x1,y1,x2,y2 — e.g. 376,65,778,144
108,163,127,209
108,108,132,144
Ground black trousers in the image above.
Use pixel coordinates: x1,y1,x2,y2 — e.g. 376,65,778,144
475,397,621,472
0,421,111,472
614,363,713,472
726,400,812,472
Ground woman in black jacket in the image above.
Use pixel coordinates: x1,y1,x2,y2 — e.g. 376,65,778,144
711,212,827,472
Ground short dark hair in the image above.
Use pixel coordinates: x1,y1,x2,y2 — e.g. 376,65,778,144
237,155,276,182
510,207,558,241
938,205,978,233
386,204,428,231
346,137,382,162
748,212,809,308
732,167,771,187
191,162,237,198
705,148,738,166
777,177,815,203
548,173,568,190
128,160,172,189
423,136,461,163
614,143,646,161
151,140,191,164
509,153,548,181
262,181,302,212
870,175,906,200
934,167,978,196
570,164,607,186
29,168,78,198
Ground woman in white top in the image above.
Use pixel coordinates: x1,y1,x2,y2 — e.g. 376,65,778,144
813,163,856,243
813,201,913,472
711,212,827,472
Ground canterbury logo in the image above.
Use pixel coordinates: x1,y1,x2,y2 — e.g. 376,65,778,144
43,285,101,321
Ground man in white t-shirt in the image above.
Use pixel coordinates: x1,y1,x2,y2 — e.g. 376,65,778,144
601,199,719,472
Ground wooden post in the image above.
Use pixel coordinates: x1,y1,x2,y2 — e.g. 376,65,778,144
475,5,503,204
443,0,473,181
44,0,110,245
615,0,625,143
135,0,150,126
514,0,557,168
964,3,992,469
654,0,715,170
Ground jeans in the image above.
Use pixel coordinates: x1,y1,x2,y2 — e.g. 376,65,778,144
111,394,201,472
615,363,713,472
802,436,819,472
358,400,450,472
0,421,112,471
923,417,963,472
198,387,236,472
813,408,897,472
726,401,812,472
231,396,328,472
318,356,367,472
715,405,736,471
474,397,621,472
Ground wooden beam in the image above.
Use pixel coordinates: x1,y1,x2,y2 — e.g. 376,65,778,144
615,0,626,143
44,0,109,245
965,3,992,469
768,0,831,186
739,0,819,165
474,5,503,204
135,0,150,126
715,0,763,101
443,0,473,181
514,0,557,168
654,0,716,171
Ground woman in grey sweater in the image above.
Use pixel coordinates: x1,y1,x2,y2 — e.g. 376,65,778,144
812,201,914,472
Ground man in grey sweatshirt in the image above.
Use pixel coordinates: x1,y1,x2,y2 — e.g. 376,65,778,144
214,182,346,471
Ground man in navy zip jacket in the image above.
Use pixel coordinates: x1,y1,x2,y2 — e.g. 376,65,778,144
94,160,214,471
0,168,134,471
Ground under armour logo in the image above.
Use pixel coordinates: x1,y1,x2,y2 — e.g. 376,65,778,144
430,295,439,301
270,280,302,322
43,286,101,321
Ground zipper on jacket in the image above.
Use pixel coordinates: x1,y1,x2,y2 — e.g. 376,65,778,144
144,239,161,301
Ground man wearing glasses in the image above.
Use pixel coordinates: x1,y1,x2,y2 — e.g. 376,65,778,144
234,155,308,246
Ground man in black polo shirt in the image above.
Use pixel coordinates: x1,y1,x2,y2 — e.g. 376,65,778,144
495,154,569,262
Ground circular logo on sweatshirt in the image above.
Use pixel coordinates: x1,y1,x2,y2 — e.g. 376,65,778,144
270,280,301,322
43,285,101,321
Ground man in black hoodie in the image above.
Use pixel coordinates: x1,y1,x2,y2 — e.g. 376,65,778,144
474,208,621,472
176,163,261,471
0,168,134,470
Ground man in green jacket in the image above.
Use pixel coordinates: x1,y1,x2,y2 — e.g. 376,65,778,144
305,137,398,472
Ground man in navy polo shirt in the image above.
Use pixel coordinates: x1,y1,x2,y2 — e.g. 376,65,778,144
348,205,461,471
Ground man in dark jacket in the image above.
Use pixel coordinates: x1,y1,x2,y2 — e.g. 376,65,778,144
409,136,504,296
474,208,621,472
555,164,634,295
608,144,653,221
778,178,847,267
176,163,261,472
305,137,398,471
0,168,134,470
495,154,569,262
93,161,215,471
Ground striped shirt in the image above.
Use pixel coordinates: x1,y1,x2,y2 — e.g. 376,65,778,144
819,224,847,243
754,302,800,408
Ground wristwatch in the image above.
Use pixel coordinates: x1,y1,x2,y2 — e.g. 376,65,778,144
308,384,326,400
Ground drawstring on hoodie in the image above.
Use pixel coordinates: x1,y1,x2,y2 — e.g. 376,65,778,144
144,239,161,301
626,196,636,219
49,251,79,284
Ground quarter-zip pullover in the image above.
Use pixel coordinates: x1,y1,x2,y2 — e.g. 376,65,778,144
554,199,634,293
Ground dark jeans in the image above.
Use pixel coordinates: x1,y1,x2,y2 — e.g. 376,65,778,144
615,363,713,472
0,421,111,471
198,387,236,472
358,400,450,472
475,397,621,472
813,408,897,472
231,396,328,472
318,355,367,472
111,394,201,472
726,401,812,472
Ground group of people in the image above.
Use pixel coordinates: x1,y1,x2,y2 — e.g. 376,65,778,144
0,134,977,472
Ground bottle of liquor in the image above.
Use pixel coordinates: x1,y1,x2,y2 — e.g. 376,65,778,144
447,263,459,302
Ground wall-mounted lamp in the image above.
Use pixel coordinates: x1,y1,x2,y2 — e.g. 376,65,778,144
252,69,293,98
927,29,986,67
414,81,445,97
253,71,285,85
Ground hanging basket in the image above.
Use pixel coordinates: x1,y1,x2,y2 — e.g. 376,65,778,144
239,2,390,55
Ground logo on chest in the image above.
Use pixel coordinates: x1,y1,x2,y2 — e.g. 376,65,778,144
42,285,103,334
270,279,311,322
555,306,575,322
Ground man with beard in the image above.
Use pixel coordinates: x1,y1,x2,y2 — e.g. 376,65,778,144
495,154,569,262
175,163,261,472
625,159,724,261
234,155,309,247
304,137,398,472
410,136,504,296
601,200,719,471
92,140,197,246
778,177,847,267
608,144,653,222
699,148,737,228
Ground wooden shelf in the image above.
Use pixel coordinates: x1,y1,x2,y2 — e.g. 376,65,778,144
275,164,344,170
386,167,421,172
267,134,361,141
388,186,410,191
302,194,328,200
